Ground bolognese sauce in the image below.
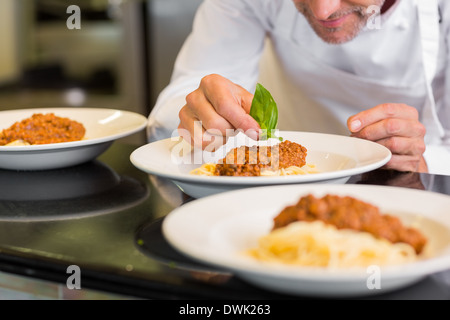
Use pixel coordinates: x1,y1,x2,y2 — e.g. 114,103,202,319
0,113,86,146
272,194,427,254
214,140,307,176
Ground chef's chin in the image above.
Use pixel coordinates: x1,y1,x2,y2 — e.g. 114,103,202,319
315,27,362,45
310,16,368,45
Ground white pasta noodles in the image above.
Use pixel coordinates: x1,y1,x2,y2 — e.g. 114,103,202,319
190,163,318,176
247,220,418,269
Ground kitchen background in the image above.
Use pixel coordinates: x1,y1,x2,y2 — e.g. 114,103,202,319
0,0,203,145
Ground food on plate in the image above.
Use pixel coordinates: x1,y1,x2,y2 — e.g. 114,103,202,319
0,113,86,146
190,139,317,176
273,194,427,254
247,194,428,268
190,83,317,176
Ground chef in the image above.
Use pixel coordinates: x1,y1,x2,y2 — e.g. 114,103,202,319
147,0,450,175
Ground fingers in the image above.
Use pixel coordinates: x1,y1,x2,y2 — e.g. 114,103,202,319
350,118,426,145
348,103,419,133
185,87,234,135
199,75,260,135
374,136,426,156
376,136,428,172
178,105,226,150
382,154,427,173
348,103,428,173
178,106,201,146
178,74,260,150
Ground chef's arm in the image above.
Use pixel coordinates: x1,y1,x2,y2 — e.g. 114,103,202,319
147,0,267,143
422,21,450,176
422,139,450,176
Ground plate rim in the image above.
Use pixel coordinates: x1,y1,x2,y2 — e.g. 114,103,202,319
162,183,450,285
130,131,392,185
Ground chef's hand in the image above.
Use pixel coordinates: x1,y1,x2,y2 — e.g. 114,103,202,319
178,74,260,150
348,103,428,173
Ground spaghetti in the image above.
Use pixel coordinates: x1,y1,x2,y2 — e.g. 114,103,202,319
247,220,418,268
190,163,317,176
247,194,427,269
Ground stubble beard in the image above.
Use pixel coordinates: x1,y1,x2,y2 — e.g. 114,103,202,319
294,1,384,45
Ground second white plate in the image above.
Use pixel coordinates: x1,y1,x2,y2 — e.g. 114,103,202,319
162,184,450,297
130,131,392,198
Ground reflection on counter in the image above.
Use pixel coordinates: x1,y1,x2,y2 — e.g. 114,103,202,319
148,175,192,208
0,160,120,201
0,271,134,300
351,169,426,190
0,160,150,221
135,217,232,285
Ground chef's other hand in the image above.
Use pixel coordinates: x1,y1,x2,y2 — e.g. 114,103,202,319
347,103,428,173
178,74,260,150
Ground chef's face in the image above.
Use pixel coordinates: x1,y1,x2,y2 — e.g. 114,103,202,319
292,0,386,44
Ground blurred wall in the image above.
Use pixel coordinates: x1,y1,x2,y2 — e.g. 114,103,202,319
146,0,203,108
0,0,20,84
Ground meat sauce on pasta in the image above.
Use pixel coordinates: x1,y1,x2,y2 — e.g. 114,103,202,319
0,113,86,146
247,194,428,268
190,140,312,177
273,194,427,254
215,140,307,176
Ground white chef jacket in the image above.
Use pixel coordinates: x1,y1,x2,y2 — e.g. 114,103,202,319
147,0,450,176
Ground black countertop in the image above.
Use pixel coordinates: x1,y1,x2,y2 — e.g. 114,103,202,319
0,142,450,301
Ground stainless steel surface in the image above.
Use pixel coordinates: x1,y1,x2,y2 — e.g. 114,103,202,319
0,143,450,300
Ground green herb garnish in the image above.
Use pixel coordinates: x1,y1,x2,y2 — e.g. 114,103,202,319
249,83,282,141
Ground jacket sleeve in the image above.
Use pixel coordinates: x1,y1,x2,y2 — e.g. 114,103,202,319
147,0,273,142
424,1,450,176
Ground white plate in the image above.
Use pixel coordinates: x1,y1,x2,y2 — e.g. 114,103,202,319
130,131,391,198
162,184,450,297
0,108,148,170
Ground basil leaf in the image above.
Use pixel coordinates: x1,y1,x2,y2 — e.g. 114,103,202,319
249,83,282,140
